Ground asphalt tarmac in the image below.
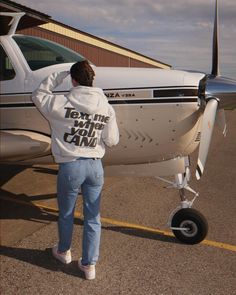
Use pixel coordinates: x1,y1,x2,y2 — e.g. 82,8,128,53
0,110,236,295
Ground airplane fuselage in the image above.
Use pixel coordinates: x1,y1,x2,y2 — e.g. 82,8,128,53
0,34,205,166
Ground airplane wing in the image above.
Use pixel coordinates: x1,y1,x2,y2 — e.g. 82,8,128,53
0,130,51,162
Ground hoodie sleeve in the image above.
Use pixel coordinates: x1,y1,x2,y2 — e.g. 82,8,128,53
31,71,69,118
102,104,119,147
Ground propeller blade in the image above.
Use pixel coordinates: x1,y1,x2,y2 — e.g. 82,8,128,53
211,0,219,76
216,109,227,136
196,99,218,180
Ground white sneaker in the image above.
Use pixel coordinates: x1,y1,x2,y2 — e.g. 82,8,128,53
78,258,96,280
52,245,72,264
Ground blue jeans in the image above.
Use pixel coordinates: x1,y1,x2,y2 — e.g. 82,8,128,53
57,158,104,265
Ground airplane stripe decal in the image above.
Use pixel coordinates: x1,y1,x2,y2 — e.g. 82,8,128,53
0,87,198,108
109,98,198,104
0,98,198,109
153,89,198,97
104,86,198,91
0,87,198,96
0,103,35,108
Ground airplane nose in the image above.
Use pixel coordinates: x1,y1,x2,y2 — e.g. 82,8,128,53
205,76,236,109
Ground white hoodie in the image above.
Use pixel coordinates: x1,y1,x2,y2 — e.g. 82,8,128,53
32,71,119,163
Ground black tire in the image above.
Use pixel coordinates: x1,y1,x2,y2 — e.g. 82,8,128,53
171,208,208,244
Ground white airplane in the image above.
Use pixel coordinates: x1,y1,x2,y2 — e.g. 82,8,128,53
0,1,235,244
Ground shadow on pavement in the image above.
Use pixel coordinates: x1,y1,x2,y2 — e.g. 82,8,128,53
0,165,58,187
32,166,58,175
1,198,176,244
1,196,177,244
0,188,56,203
1,193,178,247
103,225,178,244
0,227,177,278
0,194,84,227
0,245,84,279
0,165,28,186
0,197,57,224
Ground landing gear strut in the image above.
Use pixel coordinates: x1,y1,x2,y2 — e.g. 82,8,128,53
157,157,208,244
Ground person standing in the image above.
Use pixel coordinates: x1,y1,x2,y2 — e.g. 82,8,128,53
32,60,119,280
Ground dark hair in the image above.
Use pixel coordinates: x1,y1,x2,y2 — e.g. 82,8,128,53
70,60,95,87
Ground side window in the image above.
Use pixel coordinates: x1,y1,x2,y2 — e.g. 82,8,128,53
0,45,16,81
13,36,85,71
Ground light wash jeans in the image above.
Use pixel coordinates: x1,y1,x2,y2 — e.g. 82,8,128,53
57,158,104,265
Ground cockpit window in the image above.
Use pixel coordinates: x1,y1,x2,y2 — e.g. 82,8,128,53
13,35,85,71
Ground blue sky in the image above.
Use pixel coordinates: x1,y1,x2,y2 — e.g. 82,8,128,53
16,0,236,78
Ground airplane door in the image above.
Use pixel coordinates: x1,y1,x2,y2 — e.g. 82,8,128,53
0,44,52,162
0,43,25,93
0,43,27,130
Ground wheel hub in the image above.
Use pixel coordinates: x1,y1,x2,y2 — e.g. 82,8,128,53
179,220,198,237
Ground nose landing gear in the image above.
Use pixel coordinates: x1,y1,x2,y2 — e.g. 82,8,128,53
157,156,208,244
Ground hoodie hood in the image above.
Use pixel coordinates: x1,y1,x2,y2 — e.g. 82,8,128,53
66,86,107,114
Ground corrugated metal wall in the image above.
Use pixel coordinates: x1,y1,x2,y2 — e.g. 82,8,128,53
17,27,156,68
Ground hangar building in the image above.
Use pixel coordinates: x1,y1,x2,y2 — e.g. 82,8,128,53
0,0,171,69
